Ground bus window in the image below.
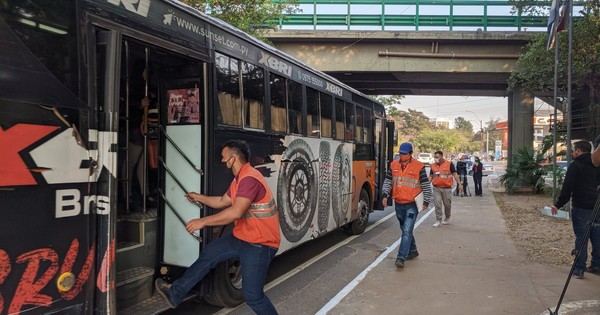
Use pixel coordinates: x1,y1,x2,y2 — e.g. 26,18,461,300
335,98,345,140
306,87,320,137
345,102,355,141
364,108,373,143
270,73,287,132
356,107,364,143
216,52,241,126
320,93,333,138
242,62,264,129
288,80,304,135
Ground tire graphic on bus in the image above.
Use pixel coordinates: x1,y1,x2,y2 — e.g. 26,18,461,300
277,139,318,242
331,144,351,226
317,141,331,231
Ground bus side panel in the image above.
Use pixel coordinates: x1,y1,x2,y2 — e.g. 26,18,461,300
0,103,96,315
210,131,355,253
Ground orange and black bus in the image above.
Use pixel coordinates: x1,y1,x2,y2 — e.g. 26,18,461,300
0,1,393,313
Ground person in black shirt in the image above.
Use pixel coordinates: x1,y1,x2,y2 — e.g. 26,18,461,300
550,141,600,279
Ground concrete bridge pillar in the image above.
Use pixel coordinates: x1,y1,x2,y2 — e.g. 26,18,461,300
507,87,534,163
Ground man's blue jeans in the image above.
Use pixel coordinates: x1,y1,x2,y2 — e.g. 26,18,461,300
170,233,279,314
571,207,600,271
395,202,419,260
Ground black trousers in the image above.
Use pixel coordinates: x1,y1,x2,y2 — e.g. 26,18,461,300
473,174,483,196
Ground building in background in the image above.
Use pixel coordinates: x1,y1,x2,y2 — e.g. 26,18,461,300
431,117,451,129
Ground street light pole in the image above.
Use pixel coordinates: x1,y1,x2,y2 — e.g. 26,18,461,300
467,110,485,158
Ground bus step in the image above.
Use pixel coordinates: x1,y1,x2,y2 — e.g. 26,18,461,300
116,266,155,311
119,291,200,315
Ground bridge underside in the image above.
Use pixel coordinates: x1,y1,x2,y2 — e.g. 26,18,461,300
326,71,510,96
267,30,530,97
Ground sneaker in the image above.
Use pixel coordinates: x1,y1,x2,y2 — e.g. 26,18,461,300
573,269,584,279
586,266,600,275
155,278,177,308
395,258,405,268
433,220,441,227
442,218,450,225
407,251,419,260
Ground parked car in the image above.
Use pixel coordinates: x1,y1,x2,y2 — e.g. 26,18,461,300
481,163,494,176
417,153,434,164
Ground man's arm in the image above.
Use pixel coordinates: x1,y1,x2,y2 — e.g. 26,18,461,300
592,135,600,167
381,168,393,206
185,197,252,233
186,192,232,210
554,164,577,209
419,167,432,209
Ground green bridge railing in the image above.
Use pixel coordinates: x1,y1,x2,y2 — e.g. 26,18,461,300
275,0,585,31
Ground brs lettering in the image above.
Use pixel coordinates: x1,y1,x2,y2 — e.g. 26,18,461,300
56,189,110,218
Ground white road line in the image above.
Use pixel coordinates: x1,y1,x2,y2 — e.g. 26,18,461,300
315,206,435,315
215,209,399,315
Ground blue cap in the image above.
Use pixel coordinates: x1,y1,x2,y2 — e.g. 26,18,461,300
399,142,413,154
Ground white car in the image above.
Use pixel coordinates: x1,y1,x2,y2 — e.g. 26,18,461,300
417,153,434,164
481,163,494,176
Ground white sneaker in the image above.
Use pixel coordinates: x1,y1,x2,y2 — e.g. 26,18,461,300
442,218,450,225
433,220,441,227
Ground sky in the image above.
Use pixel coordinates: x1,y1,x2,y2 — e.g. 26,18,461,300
397,95,555,130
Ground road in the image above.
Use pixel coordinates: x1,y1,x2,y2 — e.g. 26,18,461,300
164,207,397,315
165,161,508,315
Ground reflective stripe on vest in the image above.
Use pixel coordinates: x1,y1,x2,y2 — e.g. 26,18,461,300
230,163,281,248
431,161,453,188
390,159,424,204
244,199,277,219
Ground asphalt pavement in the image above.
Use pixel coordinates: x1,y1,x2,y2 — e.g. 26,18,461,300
326,177,600,315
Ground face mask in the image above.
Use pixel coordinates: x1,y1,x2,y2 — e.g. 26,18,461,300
400,154,410,163
434,158,440,164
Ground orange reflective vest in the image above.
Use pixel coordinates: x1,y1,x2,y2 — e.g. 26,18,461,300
230,164,281,249
390,159,424,204
430,160,454,188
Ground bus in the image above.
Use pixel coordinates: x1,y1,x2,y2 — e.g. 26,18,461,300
0,1,394,313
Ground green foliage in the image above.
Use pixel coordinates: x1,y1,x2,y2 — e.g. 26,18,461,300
412,129,464,153
499,146,548,194
454,116,474,134
508,5,600,104
396,109,435,139
375,95,404,118
180,0,300,41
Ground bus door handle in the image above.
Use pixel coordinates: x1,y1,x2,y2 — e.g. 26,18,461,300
159,189,201,242
159,156,202,208
160,125,203,175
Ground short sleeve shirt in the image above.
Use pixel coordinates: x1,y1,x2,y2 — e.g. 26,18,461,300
226,176,266,202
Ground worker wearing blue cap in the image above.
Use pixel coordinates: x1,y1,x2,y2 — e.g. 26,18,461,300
381,142,432,269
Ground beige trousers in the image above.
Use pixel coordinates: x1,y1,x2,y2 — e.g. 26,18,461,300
433,186,453,221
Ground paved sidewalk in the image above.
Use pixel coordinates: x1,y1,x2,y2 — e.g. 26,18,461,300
330,179,600,315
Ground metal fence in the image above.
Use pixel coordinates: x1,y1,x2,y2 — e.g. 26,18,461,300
276,0,585,31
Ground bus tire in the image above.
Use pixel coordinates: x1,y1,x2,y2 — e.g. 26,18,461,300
344,188,370,235
277,139,318,242
318,141,331,231
331,144,351,226
204,259,244,307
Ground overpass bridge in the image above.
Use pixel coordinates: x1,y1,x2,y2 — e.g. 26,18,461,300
267,30,533,96
267,29,540,159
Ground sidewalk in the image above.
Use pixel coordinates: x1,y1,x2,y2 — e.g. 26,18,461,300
329,178,600,315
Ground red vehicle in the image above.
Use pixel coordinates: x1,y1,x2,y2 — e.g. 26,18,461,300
0,1,393,313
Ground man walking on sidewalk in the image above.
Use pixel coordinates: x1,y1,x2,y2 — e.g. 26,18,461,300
430,151,463,227
550,140,600,279
381,142,432,269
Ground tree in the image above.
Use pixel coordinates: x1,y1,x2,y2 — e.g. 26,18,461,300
375,95,404,118
454,116,474,134
396,109,435,140
180,0,299,41
508,1,600,137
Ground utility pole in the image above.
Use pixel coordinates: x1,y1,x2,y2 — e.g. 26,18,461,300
467,110,485,159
